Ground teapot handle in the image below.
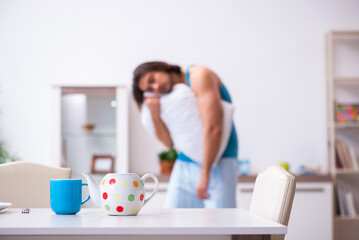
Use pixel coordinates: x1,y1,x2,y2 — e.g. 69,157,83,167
141,173,159,205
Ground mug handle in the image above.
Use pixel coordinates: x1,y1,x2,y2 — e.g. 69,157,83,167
141,173,159,205
81,183,91,205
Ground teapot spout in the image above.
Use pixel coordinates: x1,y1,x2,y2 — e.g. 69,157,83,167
82,173,102,207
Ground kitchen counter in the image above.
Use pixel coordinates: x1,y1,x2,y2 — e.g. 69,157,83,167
156,174,332,183
237,174,332,183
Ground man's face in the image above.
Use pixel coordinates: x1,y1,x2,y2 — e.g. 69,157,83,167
138,71,174,94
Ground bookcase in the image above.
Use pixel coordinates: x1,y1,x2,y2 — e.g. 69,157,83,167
326,31,359,240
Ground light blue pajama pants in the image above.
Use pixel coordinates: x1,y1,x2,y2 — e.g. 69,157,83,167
164,158,238,208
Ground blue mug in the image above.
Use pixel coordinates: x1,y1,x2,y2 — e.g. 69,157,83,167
50,179,90,215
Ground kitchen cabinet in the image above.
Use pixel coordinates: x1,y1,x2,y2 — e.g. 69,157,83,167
51,85,129,177
144,182,168,209
237,181,333,240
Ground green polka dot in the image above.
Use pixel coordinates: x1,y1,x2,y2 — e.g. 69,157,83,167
141,180,144,186
105,205,110,211
128,194,135,201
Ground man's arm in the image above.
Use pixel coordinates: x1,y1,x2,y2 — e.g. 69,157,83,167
190,66,223,200
145,97,173,149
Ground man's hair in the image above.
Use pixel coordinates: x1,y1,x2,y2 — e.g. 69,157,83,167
132,61,182,105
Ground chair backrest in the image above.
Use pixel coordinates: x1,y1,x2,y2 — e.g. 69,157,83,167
249,166,296,240
0,162,71,208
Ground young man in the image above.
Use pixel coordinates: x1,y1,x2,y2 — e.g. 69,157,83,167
133,61,238,208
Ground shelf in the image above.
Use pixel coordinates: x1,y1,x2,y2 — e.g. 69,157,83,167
335,217,359,240
335,169,359,175
331,31,359,36
333,78,359,84
327,122,359,128
335,122,359,128
330,31,359,41
327,30,359,240
335,216,359,221
62,132,116,137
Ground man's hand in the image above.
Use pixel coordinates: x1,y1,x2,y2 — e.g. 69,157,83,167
144,96,173,149
144,97,161,117
196,172,210,200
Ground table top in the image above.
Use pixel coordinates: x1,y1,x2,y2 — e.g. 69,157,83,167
0,208,286,236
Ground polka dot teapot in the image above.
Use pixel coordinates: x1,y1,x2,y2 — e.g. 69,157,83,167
83,173,159,216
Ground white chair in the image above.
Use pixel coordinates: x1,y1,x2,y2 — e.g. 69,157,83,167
0,162,71,208
249,166,296,240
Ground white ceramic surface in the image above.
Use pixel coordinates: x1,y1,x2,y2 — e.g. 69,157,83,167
0,202,12,213
84,173,159,216
0,202,12,210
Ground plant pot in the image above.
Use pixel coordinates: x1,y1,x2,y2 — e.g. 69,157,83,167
160,161,175,175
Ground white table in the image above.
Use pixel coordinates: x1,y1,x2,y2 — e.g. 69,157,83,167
0,208,286,240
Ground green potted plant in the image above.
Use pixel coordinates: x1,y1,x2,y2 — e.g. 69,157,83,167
0,142,20,164
158,148,177,175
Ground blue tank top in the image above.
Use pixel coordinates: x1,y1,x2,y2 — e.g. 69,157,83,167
177,66,238,163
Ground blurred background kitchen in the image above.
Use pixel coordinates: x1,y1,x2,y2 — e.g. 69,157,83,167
2,0,358,176
1,2,359,239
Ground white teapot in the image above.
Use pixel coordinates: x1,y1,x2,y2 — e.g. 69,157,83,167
82,173,159,216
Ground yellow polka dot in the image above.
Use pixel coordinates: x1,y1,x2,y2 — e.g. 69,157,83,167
122,181,129,187
130,206,136,213
101,179,106,185
114,194,121,200
133,181,139,188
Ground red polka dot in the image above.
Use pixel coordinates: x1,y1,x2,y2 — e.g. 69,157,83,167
109,179,116,185
103,192,108,200
116,206,124,212
140,194,144,201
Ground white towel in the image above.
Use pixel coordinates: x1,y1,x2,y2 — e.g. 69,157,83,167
141,84,234,165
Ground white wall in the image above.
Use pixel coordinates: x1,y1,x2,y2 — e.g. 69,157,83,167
1,0,359,174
